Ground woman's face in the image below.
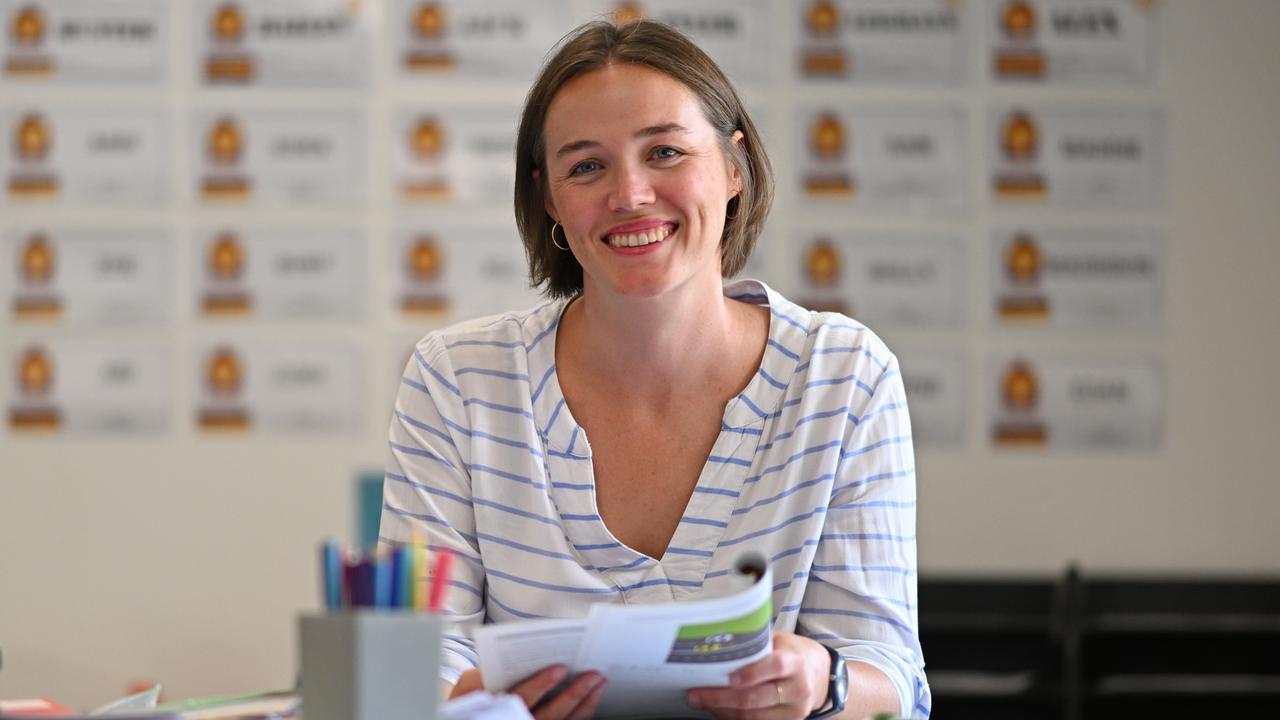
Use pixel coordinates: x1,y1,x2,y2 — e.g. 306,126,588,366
540,63,742,299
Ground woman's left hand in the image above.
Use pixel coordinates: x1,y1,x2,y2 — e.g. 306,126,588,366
686,631,832,719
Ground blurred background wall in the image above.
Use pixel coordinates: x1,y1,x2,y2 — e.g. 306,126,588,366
0,0,1277,709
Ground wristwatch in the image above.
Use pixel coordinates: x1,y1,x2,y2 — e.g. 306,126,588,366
807,643,849,719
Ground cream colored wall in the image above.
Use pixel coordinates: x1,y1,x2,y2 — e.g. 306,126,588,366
1,0,1278,710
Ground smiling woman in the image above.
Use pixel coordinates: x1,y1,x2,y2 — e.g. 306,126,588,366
381,19,929,720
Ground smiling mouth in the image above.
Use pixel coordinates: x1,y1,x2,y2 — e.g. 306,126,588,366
603,223,676,248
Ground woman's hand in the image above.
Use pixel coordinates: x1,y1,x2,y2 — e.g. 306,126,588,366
448,665,608,720
686,631,832,719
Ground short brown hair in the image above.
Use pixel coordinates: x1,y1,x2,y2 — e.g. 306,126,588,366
514,20,774,299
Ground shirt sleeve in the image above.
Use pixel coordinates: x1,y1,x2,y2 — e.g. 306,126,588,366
379,335,486,685
797,352,931,718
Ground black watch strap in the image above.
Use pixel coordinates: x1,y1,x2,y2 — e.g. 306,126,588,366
807,643,849,719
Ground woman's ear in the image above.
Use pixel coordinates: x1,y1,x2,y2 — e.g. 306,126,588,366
729,130,746,196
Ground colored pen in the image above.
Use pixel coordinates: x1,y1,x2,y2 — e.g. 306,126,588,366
428,548,453,612
321,541,342,610
373,549,392,608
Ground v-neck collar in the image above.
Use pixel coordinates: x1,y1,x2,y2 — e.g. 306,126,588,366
523,279,810,587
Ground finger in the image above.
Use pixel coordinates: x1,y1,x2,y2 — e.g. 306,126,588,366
564,677,608,720
693,679,791,712
729,651,799,689
512,665,568,709
533,672,604,720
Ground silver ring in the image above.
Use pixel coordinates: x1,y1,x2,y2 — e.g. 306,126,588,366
775,681,784,705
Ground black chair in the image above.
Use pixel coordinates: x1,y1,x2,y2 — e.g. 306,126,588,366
1070,574,1280,720
919,576,1068,720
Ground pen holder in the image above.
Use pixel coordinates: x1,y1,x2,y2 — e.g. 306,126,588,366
299,611,442,720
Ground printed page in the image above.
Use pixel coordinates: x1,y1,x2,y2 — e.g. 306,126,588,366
474,617,590,693
579,553,773,717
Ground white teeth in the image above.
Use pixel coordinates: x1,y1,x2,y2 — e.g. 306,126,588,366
607,226,672,248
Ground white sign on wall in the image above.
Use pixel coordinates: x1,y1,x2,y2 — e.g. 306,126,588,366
194,341,364,433
2,226,172,324
7,339,171,434
0,0,168,85
794,0,967,85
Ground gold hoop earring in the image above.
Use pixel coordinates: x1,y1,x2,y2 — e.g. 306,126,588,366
551,222,570,251
725,197,740,221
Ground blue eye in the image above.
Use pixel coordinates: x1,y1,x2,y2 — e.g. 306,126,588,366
653,146,682,160
570,160,600,176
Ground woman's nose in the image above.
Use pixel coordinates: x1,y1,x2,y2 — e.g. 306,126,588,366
608,162,655,212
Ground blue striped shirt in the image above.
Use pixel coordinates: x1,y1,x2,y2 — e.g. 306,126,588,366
381,279,929,717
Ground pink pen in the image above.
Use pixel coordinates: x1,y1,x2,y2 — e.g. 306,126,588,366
428,548,453,612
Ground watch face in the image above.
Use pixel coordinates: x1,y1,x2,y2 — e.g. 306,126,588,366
833,655,849,706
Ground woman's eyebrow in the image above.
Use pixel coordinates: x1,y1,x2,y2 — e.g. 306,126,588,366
635,122,689,138
554,123,691,158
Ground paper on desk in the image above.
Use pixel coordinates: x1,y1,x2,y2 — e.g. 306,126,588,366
88,685,161,715
475,551,772,718
441,692,533,720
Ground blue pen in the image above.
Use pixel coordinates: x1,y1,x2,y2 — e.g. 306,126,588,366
373,552,392,608
321,541,342,610
395,544,414,609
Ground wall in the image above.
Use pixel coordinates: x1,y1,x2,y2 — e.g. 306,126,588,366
1,0,1278,709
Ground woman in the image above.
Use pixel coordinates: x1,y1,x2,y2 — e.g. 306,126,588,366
382,19,928,720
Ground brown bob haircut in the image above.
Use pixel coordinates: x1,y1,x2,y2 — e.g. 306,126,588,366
514,19,775,299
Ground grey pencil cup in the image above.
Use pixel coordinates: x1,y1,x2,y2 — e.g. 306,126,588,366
299,611,443,720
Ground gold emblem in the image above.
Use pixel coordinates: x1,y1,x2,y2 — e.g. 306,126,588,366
404,2,453,70
11,4,44,46
199,345,250,428
1005,233,1041,285
1001,361,1039,412
209,233,245,280
207,117,243,165
13,233,61,316
612,3,645,26
1001,0,1037,40
805,240,840,288
202,233,251,313
998,232,1049,319
806,1,839,37
812,114,845,160
993,359,1047,444
994,1,1045,77
1001,111,1038,162
804,114,854,196
800,1,846,76
205,3,253,81
403,119,451,198
413,2,446,38
18,346,53,397
20,233,55,284
207,348,243,397
15,113,51,161
401,236,448,313
212,3,246,43
994,112,1046,199
410,118,445,159
408,236,443,281
10,345,61,428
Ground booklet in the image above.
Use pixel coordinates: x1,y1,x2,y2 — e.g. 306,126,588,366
474,552,772,718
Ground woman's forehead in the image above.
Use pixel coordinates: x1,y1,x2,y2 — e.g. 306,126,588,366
543,64,711,148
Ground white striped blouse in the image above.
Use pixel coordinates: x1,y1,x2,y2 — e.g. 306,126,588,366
381,279,930,718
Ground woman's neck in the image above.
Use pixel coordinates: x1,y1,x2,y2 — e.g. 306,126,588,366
560,275,752,401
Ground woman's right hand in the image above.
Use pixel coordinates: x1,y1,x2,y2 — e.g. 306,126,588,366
449,665,608,720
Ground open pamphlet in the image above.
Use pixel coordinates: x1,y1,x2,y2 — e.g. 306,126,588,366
474,551,773,718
